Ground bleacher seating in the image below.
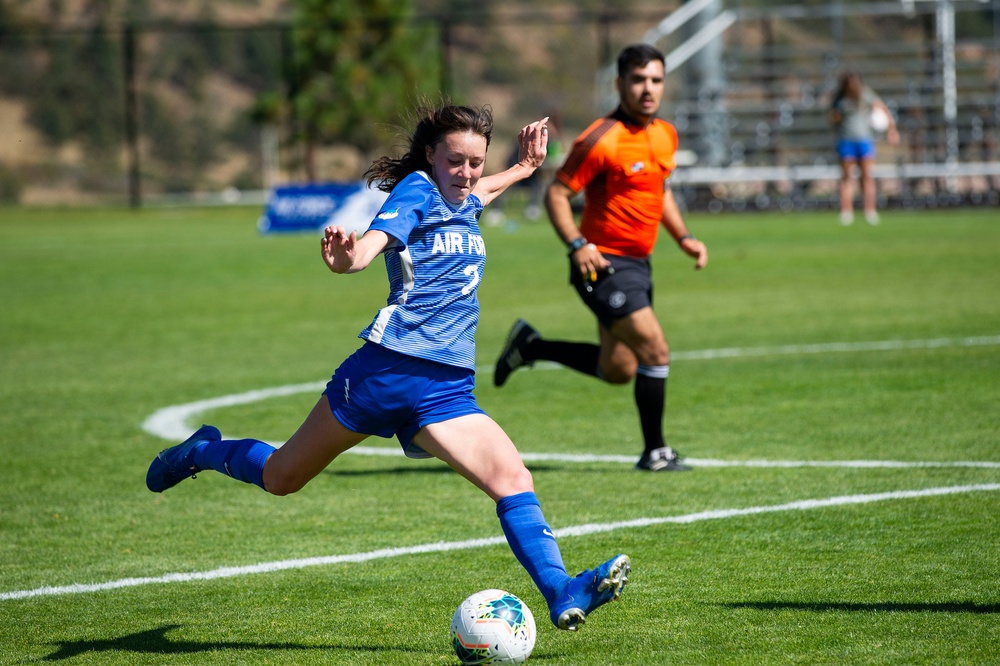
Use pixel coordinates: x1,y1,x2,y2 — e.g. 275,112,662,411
660,5,1000,212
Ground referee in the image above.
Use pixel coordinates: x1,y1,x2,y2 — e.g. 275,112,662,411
494,43,708,472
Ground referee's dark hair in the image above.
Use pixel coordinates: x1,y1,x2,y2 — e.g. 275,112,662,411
617,43,666,78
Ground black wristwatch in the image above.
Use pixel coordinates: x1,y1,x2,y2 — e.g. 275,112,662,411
567,237,588,254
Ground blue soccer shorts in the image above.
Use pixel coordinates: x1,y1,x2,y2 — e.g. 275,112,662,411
837,138,875,161
323,341,485,458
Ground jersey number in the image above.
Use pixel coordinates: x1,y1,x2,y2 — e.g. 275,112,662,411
462,265,480,295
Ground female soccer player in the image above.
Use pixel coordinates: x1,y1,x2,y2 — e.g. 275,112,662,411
146,103,629,631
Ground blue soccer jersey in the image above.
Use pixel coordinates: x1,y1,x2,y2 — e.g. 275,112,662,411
359,171,486,371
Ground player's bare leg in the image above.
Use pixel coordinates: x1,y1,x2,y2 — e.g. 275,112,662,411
262,398,368,495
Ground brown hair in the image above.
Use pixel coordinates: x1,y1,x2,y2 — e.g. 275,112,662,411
365,104,494,193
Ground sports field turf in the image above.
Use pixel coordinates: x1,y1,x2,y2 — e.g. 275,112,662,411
1,205,997,665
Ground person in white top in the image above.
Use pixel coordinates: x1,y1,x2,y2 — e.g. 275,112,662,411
830,71,899,225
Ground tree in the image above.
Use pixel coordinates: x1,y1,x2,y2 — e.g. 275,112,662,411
287,0,440,181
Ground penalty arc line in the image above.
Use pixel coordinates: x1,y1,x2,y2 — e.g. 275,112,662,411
2,483,999,602
140,335,1000,470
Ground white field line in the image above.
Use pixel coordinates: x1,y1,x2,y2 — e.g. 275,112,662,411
667,334,1000,361
346,447,1000,469
142,380,329,444
3,483,998,602
517,453,1000,469
140,335,1000,469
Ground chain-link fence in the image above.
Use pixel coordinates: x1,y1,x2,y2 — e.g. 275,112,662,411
1,2,997,210
0,21,288,206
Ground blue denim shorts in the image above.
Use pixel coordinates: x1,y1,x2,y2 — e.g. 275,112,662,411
323,342,485,458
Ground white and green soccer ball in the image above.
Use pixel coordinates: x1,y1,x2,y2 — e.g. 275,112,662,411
451,589,536,665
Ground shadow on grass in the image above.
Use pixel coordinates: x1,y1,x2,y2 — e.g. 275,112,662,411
720,601,999,614
42,624,436,661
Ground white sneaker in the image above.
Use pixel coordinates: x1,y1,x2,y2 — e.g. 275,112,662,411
865,211,880,225
839,211,854,225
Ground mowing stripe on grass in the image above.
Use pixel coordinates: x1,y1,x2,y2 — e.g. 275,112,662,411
141,334,1000,470
3,483,998,602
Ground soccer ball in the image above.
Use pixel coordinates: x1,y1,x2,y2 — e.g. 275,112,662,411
869,107,891,133
451,589,536,665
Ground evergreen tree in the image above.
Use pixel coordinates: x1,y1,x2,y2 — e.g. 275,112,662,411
288,0,439,180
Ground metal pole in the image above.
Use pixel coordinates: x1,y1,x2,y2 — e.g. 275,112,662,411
692,0,729,167
123,24,141,208
937,0,959,190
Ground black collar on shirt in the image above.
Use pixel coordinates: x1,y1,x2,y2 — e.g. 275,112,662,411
611,105,656,129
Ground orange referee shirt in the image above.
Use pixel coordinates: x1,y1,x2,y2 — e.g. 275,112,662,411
556,107,678,258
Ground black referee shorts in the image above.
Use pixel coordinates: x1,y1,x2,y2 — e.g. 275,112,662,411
569,253,653,329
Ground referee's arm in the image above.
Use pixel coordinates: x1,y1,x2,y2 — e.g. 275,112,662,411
545,180,609,277
661,188,707,270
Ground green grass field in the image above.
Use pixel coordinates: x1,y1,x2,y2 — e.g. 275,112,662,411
1,205,998,665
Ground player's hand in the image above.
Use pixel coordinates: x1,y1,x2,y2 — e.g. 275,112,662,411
516,117,549,171
680,237,708,270
321,225,358,273
571,243,611,280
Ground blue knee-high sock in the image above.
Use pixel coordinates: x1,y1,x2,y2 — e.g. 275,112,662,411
496,491,569,605
193,438,275,490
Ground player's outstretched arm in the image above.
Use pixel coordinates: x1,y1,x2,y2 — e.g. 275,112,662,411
473,117,549,206
321,226,389,274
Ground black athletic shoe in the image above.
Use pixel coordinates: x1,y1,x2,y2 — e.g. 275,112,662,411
493,319,540,387
635,446,691,472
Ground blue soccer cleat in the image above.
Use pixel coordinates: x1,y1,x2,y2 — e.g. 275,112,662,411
550,553,631,631
145,424,221,493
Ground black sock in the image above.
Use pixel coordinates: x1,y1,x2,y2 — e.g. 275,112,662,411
634,370,667,455
529,339,601,378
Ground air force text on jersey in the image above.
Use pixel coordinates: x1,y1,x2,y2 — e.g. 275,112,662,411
431,231,486,256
